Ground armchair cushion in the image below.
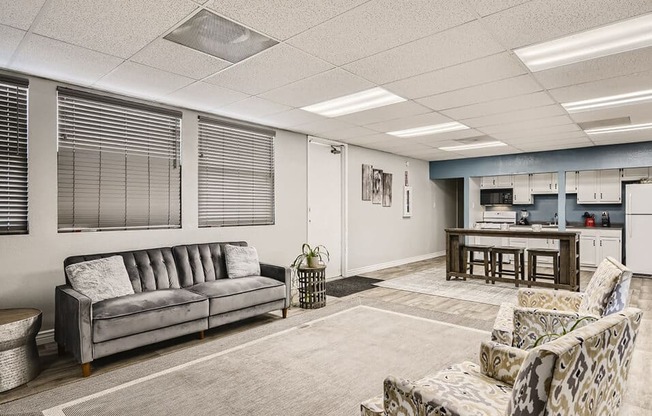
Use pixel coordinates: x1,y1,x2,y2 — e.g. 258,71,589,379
517,288,583,311
513,308,597,350
579,257,622,316
479,340,528,385
507,348,557,416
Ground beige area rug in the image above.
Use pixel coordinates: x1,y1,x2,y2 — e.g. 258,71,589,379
374,268,519,306
0,300,490,416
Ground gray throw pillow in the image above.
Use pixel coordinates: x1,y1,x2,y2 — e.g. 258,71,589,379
65,256,135,303
224,245,261,278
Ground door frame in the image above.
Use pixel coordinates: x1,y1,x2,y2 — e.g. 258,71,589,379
306,136,349,278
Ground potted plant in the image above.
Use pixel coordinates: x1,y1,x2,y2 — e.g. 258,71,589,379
291,243,330,269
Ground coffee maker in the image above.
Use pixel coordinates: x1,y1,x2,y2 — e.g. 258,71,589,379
518,210,529,225
602,211,611,227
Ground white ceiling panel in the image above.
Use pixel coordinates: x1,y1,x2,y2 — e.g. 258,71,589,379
466,0,530,17
462,105,567,128
204,44,332,95
343,21,505,84
588,130,652,145
204,0,367,40
130,39,231,80
339,133,395,146
258,108,326,128
322,126,378,141
0,0,46,30
384,53,527,99
515,138,593,151
364,112,453,133
32,0,198,58
503,131,590,145
479,115,575,135
165,81,248,111
337,101,431,126
293,118,355,135
491,124,582,141
547,70,652,103
217,96,291,118
412,129,487,146
97,62,195,98
258,68,374,107
442,92,555,120
11,34,123,86
481,0,652,49
416,75,542,111
450,146,522,158
287,0,474,65
0,25,26,66
568,102,652,126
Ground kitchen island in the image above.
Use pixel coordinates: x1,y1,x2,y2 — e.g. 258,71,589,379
446,228,581,291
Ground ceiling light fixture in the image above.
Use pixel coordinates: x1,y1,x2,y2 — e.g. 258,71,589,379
301,88,406,117
584,122,652,135
563,89,652,113
439,141,507,151
514,13,652,72
388,122,469,138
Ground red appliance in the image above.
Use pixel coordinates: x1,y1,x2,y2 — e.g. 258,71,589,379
585,216,595,227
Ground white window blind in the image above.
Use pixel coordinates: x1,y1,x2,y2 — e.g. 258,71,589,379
57,88,181,232
198,117,275,227
0,76,28,235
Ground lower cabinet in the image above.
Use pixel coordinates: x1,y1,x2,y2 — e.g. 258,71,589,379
571,228,622,267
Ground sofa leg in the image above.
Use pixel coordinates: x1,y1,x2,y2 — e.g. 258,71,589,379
81,363,91,377
57,344,66,357
282,308,288,319
198,330,205,340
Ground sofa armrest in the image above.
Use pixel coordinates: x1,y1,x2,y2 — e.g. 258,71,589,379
517,288,583,311
260,263,291,308
513,307,597,350
54,285,93,364
479,340,528,385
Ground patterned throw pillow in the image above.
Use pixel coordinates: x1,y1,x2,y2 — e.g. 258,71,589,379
224,244,261,278
65,256,135,303
579,258,622,316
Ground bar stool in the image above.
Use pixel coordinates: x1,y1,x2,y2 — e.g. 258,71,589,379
461,245,493,282
490,246,526,287
527,248,560,285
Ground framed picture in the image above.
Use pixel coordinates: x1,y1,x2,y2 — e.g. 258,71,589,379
382,173,392,207
372,169,383,204
362,164,372,201
403,186,413,218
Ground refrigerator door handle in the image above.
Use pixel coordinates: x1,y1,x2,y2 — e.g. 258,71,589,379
628,216,632,239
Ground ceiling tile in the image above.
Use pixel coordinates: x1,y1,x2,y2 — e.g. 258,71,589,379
343,21,505,84
0,25,26,66
479,115,575,135
411,129,487,146
96,61,195,98
258,108,326,128
441,92,555,120
569,102,652,126
462,105,567,128
293,118,355,135
532,47,652,90
204,0,367,40
490,124,582,141
416,75,542,111
32,0,198,58
257,68,374,107
588,129,652,145
217,96,291,118
287,0,474,65
503,131,589,144
11,34,123,86
322,126,378,141
481,0,652,49
0,0,46,30
364,112,453,133
384,52,527,99
514,137,594,151
130,39,231,80
164,81,248,111
466,0,530,17
337,101,431,126
340,133,395,146
547,70,652,103
449,146,522,158
204,44,333,95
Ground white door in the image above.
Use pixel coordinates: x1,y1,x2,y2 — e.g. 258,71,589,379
626,184,652,214
577,171,598,203
308,139,342,278
599,237,622,263
496,175,513,187
580,235,598,267
626,214,652,274
512,175,531,204
598,169,621,203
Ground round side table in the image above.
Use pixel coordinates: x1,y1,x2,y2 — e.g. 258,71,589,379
0,308,42,392
297,266,327,309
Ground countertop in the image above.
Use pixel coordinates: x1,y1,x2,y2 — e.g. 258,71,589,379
509,224,622,231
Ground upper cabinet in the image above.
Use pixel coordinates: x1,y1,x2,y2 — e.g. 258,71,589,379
577,169,621,204
566,171,578,194
481,175,513,189
621,167,650,181
512,174,532,204
530,173,558,194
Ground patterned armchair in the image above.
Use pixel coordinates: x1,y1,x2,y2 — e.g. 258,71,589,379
492,256,632,349
361,308,642,416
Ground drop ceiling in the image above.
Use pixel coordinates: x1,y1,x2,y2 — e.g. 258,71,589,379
1,0,652,161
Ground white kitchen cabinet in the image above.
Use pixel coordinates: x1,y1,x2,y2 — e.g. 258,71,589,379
600,236,622,262
512,174,532,204
566,171,578,194
577,169,622,204
599,169,621,203
480,176,496,189
481,175,513,188
579,235,598,267
621,167,649,181
530,173,558,194
572,228,622,267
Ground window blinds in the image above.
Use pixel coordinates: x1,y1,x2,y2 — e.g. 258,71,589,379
198,117,275,227
57,88,181,231
0,76,28,235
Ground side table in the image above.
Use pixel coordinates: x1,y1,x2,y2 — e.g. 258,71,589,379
0,308,42,392
297,266,327,309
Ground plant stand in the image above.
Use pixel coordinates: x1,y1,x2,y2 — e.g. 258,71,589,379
297,266,327,309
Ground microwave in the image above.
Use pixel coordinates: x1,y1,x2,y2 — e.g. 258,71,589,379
480,189,513,206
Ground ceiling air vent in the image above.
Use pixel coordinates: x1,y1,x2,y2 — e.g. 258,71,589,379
164,9,277,63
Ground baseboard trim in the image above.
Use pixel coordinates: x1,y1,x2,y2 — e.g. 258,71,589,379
36,329,55,346
346,251,445,277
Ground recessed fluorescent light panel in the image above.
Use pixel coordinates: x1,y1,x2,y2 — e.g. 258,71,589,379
301,88,406,117
563,89,652,113
388,122,469,138
584,122,652,135
515,13,652,72
439,141,507,151
165,10,277,63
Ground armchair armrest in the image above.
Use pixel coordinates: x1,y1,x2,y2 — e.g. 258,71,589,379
517,288,584,312
479,340,528,385
54,285,93,364
491,303,515,346
260,263,291,308
383,375,422,416
513,307,597,350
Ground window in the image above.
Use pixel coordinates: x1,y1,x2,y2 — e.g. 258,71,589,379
0,76,28,235
198,117,275,227
57,88,181,231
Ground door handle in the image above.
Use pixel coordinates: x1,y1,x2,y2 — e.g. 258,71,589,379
594,192,596,199
601,192,603,199
593,240,595,247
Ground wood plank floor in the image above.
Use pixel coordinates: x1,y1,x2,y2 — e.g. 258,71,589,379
1,256,650,414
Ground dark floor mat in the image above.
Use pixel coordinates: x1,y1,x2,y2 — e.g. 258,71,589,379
326,276,384,298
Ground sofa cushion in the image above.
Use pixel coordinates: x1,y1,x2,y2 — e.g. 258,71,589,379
189,276,285,316
92,289,208,343
579,258,622,316
65,256,134,303
224,244,260,278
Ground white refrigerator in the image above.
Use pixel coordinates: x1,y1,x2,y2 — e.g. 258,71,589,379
626,183,652,275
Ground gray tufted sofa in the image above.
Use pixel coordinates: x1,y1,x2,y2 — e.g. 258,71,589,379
55,241,290,376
